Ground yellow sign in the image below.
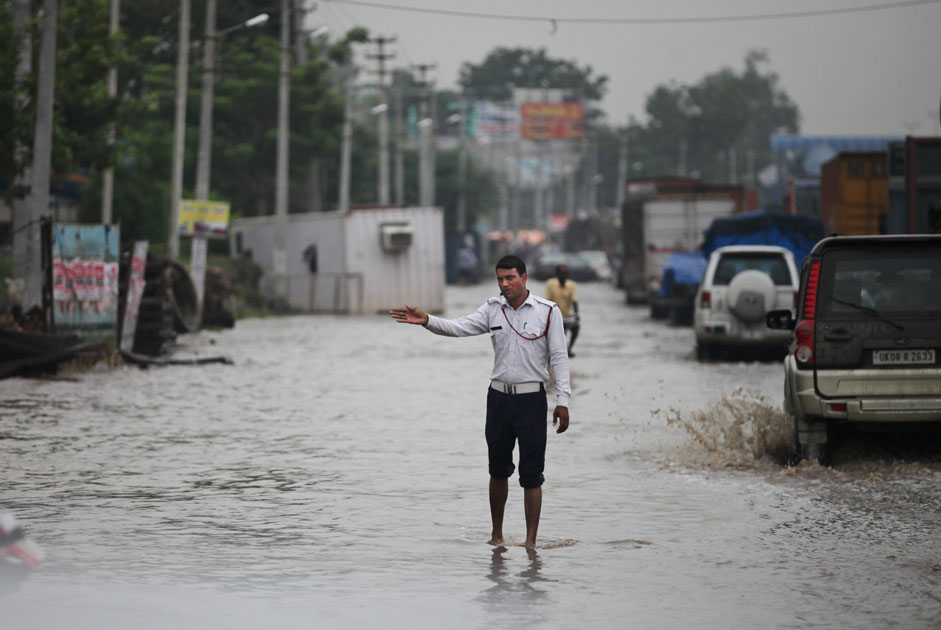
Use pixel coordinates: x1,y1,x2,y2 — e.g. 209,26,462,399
178,199,231,238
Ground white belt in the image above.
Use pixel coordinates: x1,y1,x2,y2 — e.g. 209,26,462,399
491,380,542,395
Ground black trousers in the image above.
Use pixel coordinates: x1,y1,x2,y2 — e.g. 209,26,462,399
485,385,548,489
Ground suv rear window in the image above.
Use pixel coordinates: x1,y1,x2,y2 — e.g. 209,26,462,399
712,253,792,286
819,245,941,316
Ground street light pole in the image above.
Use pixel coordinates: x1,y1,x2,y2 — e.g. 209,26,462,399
273,0,290,298
168,0,190,260
195,8,268,201
194,0,217,202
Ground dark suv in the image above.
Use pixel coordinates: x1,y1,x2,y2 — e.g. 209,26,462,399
767,235,941,462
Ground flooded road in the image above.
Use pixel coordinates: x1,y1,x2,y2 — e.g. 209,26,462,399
2,281,940,629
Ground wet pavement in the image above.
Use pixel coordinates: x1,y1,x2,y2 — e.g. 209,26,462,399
1,280,939,628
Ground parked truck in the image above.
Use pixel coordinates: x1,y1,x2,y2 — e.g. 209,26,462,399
620,180,750,314
887,136,941,235
819,151,888,236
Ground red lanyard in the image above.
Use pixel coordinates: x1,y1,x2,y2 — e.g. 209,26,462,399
501,304,552,340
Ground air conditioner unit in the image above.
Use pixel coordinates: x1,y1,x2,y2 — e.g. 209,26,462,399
380,222,413,252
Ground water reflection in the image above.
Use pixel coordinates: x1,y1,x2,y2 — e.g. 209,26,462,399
479,545,550,625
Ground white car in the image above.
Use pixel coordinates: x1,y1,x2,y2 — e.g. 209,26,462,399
694,245,799,359
575,250,614,283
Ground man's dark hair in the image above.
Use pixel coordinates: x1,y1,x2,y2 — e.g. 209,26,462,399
495,255,526,276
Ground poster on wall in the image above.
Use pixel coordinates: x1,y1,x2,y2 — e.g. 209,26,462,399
51,224,121,348
119,241,149,353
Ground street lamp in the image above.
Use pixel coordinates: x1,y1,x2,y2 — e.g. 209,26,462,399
189,3,267,315
195,6,269,200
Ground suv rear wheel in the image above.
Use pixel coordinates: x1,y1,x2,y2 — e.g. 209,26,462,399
793,414,830,464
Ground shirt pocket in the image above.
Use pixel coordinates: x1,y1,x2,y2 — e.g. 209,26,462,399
489,324,509,351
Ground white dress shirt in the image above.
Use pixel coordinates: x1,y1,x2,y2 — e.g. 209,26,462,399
424,291,571,407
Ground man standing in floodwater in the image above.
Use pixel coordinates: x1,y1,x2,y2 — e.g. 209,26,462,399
390,255,570,549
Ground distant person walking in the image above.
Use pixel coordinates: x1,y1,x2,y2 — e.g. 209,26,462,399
390,255,570,549
455,240,479,286
545,264,580,357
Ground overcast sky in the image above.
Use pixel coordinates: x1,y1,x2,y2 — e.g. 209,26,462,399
314,0,941,137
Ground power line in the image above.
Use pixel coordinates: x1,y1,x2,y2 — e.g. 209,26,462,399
321,0,941,25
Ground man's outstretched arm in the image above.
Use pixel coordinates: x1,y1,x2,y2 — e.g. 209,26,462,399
390,303,490,337
389,304,428,326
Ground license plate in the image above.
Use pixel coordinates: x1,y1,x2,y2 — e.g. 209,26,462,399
872,349,936,365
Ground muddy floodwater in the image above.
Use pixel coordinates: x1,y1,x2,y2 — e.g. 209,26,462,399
2,281,940,629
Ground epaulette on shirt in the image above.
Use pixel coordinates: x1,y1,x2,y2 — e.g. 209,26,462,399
532,295,558,310
487,296,504,305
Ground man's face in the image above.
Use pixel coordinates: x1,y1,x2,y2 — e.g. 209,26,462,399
496,267,527,303
557,265,569,283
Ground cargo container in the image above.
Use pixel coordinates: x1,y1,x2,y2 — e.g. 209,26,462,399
886,136,941,235
819,151,887,236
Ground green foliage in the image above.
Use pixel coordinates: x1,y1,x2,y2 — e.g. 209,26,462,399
459,47,607,102
435,149,500,234
0,2,32,201
628,50,799,183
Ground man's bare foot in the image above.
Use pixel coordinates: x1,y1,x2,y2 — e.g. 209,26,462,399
524,540,536,549
488,536,505,546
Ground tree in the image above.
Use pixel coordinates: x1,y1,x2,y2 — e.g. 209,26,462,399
458,47,607,102
0,0,123,202
633,50,799,184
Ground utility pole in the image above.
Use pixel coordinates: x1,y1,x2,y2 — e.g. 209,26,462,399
23,0,58,312
338,64,356,214
101,0,119,225
615,123,628,212
394,78,405,206
273,0,291,297
456,96,468,233
367,35,396,205
412,63,436,208
728,146,738,184
11,0,32,284
168,0,190,260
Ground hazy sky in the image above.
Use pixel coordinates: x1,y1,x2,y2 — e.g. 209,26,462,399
315,0,941,136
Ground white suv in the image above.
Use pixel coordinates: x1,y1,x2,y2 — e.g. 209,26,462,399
694,245,799,359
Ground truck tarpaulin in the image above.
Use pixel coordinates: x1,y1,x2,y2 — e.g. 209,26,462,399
702,209,825,265
656,252,707,299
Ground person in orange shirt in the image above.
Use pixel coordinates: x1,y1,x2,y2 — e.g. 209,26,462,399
544,264,579,357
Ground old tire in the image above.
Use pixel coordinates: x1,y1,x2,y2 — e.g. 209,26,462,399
728,270,776,324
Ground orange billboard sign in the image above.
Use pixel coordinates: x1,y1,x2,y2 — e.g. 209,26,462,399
520,102,583,140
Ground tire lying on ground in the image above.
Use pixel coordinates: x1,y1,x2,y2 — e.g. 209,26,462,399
727,270,776,324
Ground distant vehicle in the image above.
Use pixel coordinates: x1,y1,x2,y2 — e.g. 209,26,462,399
694,245,799,359
531,252,596,282
621,184,742,305
574,250,613,282
766,234,941,462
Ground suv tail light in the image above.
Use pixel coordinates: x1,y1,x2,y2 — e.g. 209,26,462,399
700,291,711,309
794,262,820,368
794,319,815,366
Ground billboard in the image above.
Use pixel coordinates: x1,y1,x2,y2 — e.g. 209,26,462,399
520,102,583,141
51,223,121,347
178,199,231,238
470,101,519,140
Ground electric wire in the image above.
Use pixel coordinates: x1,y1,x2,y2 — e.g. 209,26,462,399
321,0,941,25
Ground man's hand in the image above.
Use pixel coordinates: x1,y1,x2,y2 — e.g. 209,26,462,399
389,304,429,326
553,406,569,434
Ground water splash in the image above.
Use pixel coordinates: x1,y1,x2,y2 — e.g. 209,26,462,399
660,388,794,468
